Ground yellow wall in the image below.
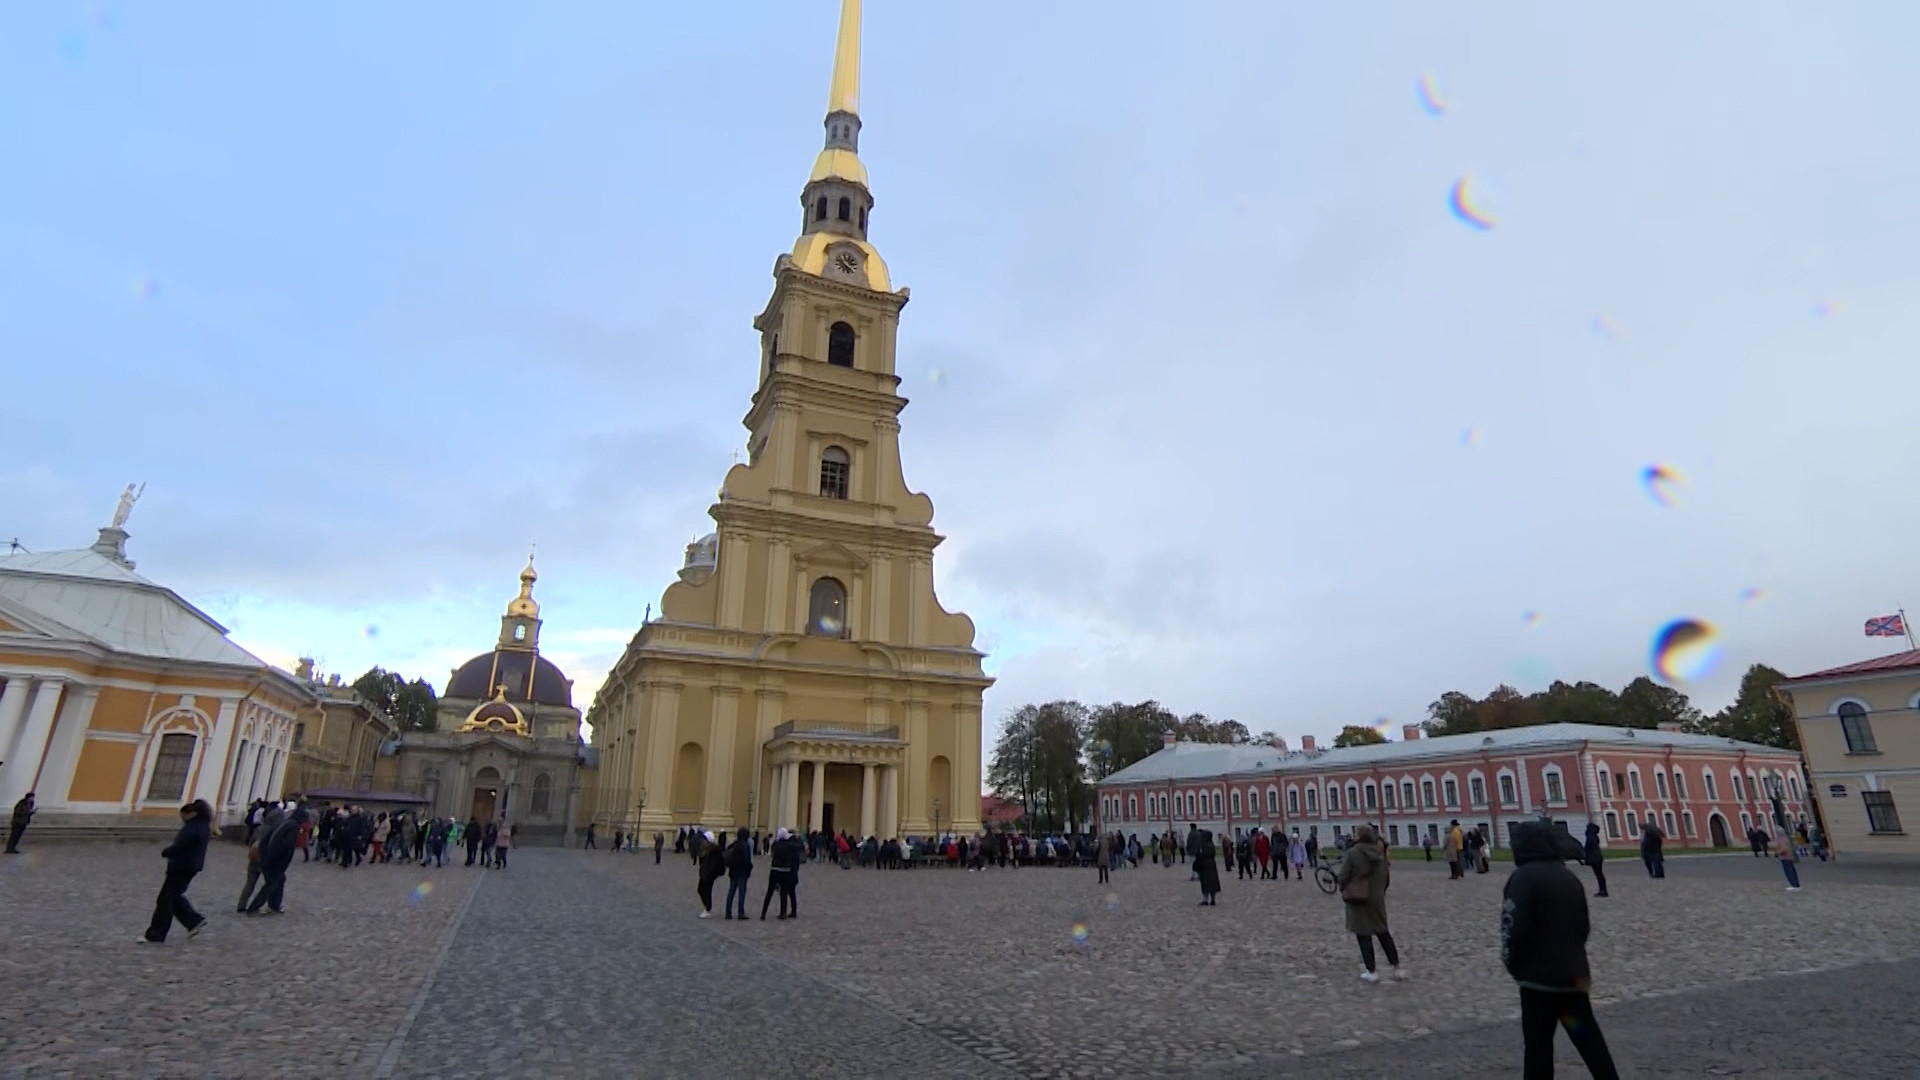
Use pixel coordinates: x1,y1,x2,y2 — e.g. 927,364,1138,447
1785,669,1920,860
69,741,136,802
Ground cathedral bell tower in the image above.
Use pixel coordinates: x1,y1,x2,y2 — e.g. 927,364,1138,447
498,554,542,652
598,0,991,844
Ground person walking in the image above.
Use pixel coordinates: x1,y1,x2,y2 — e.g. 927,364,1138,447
1639,822,1665,878
723,826,753,919
584,822,597,850
493,821,512,869
1582,821,1608,898
244,808,306,914
1774,828,1802,891
1336,823,1404,983
142,800,213,944
653,831,665,864
1096,832,1112,885
1502,820,1621,1079
696,830,725,918
1443,820,1463,880
6,793,35,854
761,827,801,919
236,803,284,912
463,816,482,866
1193,828,1221,906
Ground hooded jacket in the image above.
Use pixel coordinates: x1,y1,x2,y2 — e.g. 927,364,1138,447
1501,820,1592,993
162,812,212,875
261,810,307,872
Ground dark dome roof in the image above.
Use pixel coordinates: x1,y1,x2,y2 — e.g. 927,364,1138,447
446,650,573,708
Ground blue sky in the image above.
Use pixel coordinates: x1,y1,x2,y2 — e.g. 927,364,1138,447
5,2,1918,762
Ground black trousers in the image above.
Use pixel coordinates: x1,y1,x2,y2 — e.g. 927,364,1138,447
761,871,796,918
1519,987,1619,1080
1356,932,1399,972
1097,863,1110,883
245,866,287,912
1589,861,1608,896
146,869,203,941
697,875,717,912
4,821,26,852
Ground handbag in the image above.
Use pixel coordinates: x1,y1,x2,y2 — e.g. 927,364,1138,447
1341,874,1371,904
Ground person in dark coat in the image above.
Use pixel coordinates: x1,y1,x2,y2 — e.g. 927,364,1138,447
1192,828,1221,905
6,793,35,854
1582,822,1608,898
143,800,213,943
696,830,725,918
761,826,804,919
237,804,285,912
245,808,306,914
1336,823,1402,982
722,826,753,919
1502,820,1621,1079
653,831,665,864
463,815,482,866
1639,822,1665,878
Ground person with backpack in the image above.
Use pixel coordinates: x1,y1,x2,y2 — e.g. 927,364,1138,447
1336,823,1404,983
1502,820,1621,1079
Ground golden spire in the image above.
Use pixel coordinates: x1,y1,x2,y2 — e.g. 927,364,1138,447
506,548,540,619
827,0,861,116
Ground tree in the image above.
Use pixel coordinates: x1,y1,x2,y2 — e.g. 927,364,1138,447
1085,700,1179,778
1530,681,1619,728
1423,690,1481,737
1696,664,1799,750
1332,724,1386,748
1614,676,1701,730
987,700,1091,833
353,667,439,732
1476,684,1540,730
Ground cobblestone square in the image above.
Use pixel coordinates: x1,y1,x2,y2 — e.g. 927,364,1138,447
3,841,1917,1078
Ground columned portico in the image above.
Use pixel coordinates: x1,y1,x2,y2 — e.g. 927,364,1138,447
0,678,66,809
764,721,907,841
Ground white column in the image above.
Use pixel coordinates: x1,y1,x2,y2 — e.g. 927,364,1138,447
193,699,241,806
0,679,65,808
35,685,98,808
860,763,878,838
0,678,33,763
781,762,800,831
881,765,899,840
226,741,254,807
808,760,826,832
267,745,289,800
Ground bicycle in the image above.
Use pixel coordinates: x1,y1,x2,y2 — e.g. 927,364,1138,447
1314,859,1339,895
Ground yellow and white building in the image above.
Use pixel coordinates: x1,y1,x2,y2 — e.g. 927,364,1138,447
0,517,311,833
1779,649,1920,861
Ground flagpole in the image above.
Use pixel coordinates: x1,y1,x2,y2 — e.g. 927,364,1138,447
1904,606,1917,652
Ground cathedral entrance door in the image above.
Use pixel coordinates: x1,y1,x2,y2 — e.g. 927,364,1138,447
821,803,835,838
472,787,498,823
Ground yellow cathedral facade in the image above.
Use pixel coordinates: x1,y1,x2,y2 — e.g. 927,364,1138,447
590,0,990,842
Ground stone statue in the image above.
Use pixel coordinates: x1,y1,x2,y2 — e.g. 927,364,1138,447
110,482,145,529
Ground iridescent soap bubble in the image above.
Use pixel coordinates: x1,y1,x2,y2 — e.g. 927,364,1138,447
133,275,157,299
1589,314,1617,339
1104,892,1121,914
925,366,947,387
1521,610,1542,629
410,881,434,904
1069,919,1090,947
1459,426,1480,448
1641,464,1684,507
1416,74,1448,117
817,613,844,635
1739,587,1765,605
1651,619,1722,684
1448,175,1498,230
361,624,380,639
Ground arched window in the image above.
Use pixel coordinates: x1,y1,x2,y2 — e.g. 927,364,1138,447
1379,782,1393,809
531,773,552,816
1596,767,1611,798
1543,768,1565,804
1628,769,1643,798
858,206,867,229
1838,702,1877,753
1703,770,1717,800
146,733,196,801
1402,781,1416,807
1655,770,1669,799
837,196,852,221
1231,790,1242,816
819,446,850,499
827,321,856,367
513,624,526,642
807,577,848,638
1731,772,1744,801
814,197,828,221
1421,779,1435,808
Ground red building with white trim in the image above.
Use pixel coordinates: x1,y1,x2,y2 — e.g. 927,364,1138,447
1096,723,1807,850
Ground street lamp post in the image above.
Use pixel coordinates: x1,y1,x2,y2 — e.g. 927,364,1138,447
933,798,943,840
746,789,757,844
636,787,648,855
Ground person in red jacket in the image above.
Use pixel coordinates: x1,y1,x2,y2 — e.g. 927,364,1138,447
1253,829,1272,879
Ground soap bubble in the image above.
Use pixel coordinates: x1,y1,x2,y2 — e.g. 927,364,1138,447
410,881,434,904
1651,619,1722,684
133,275,158,299
1416,74,1448,117
1458,427,1480,448
1069,919,1090,947
1521,610,1542,629
1104,892,1120,914
817,613,844,635
1448,175,1498,230
1641,464,1684,507
361,624,380,639
1739,587,1765,605
925,366,947,387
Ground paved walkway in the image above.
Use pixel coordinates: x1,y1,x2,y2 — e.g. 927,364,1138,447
2,841,1916,1078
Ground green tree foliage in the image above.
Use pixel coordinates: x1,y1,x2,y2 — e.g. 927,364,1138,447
1085,700,1180,779
1332,724,1387,748
1425,676,1702,738
1615,676,1702,730
1693,664,1799,750
352,667,439,732
987,701,1091,833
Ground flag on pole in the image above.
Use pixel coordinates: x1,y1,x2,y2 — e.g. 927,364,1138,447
1865,614,1907,637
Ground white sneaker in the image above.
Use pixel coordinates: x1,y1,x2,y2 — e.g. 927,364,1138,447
1786,886,1801,891
1392,966,1408,981
698,911,710,919
1359,970,1379,984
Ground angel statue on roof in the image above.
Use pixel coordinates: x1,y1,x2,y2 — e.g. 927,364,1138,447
111,482,146,529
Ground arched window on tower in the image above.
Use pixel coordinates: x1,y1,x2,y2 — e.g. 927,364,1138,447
837,196,852,221
531,773,552,817
814,197,828,222
819,446,850,500
807,577,849,638
827,321,856,367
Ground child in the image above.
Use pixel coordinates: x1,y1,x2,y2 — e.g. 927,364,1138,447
1501,821,1620,1079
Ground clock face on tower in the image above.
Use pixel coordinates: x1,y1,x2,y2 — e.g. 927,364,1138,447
831,250,861,279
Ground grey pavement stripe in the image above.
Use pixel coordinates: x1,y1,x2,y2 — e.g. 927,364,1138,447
372,868,487,1080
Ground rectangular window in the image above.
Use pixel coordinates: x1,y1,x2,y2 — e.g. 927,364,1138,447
1422,780,1435,808
1864,791,1903,834
1545,771,1565,804
1615,773,1627,796
1629,772,1644,798
1443,779,1459,807
819,456,849,499
1365,785,1378,810
1388,824,1400,845
1231,791,1242,816
1704,772,1718,800
1626,811,1640,836
1327,787,1341,812
1605,811,1620,839
1656,772,1669,799
1842,713,1879,753
146,733,196,801
1212,793,1222,817
292,722,305,749
1732,775,1744,801
1305,788,1318,813
1673,773,1688,800
1682,810,1695,837
1663,811,1676,837
1288,789,1300,814
1381,784,1395,809
1402,782,1415,807
1470,777,1487,805
226,740,250,801
1267,789,1278,815
1498,775,1517,805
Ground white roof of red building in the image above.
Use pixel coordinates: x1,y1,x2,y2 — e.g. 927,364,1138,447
1099,723,1795,786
